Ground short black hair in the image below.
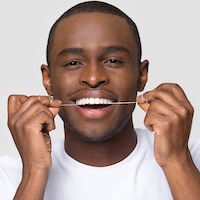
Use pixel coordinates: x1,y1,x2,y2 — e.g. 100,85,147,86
46,1,142,66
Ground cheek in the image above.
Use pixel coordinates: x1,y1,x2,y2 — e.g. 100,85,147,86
111,72,138,99
50,72,77,99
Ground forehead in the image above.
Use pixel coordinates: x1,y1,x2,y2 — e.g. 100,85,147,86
51,12,137,61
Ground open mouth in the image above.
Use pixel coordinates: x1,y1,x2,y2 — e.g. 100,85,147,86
75,97,114,108
69,97,117,119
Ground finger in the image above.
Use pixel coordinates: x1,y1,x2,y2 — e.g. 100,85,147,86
38,95,62,108
16,102,57,132
43,132,52,152
144,101,173,131
138,84,192,112
8,95,61,134
145,89,179,108
12,109,57,149
11,96,61,118
143,111,167,133
147,83,191,108
48,107,61,118
155,83,189,102
38,96,62,117
8,95,28,118
157,83,193,113
136,95,150,113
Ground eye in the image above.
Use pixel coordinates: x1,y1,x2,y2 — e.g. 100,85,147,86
107,59,121,64
65,61,81,66
63,60,83,70
104,58,123,68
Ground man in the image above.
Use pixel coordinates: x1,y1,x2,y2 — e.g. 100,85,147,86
0,1,200,199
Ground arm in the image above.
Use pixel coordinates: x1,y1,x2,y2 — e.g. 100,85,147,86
7,95,61,200
137,83,200,200
14,169,49,200
162,151,200,200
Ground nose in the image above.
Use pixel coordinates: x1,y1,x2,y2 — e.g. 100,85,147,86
79,62,109,88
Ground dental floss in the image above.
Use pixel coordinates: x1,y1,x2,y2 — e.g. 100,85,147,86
61,101,138,107
61,104,79,107
61,95,148,107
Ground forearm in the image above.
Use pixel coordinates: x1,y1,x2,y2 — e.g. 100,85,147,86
163,153,200,200
14,169,49,200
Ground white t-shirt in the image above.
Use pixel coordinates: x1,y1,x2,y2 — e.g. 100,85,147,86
0,128,200,200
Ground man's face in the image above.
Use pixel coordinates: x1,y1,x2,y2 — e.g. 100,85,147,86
43,13,147,141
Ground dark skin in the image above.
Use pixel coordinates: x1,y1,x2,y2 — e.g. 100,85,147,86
7,13,200,200
42,13,148,166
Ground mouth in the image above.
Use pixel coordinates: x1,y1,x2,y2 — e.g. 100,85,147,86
67,90,118,119
70,97,116,119
75,97,113,107
74,98,115,110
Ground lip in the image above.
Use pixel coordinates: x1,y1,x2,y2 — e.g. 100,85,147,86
68,89,118,119
70,89,117,102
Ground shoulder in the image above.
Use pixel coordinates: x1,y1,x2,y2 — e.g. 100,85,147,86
188,137,200,169
0,155,22,167
0,156,22,200
188,137,200,151
0,155,22,180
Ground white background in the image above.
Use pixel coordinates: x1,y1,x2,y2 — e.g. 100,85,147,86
0,0,199,156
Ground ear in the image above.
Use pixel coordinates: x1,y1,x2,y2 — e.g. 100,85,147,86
137,60,149,92
41,64,53,96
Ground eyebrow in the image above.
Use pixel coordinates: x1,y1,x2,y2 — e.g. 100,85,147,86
58,48,85,57
101,45,131,55
57,45,131,58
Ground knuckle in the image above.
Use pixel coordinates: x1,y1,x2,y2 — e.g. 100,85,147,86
176,106,189,120
23,122,35,133
161,120,170,129
7,115,17,130
170,113,179,123
7,119,14,131
7,94,18,105
171,83,181,92
179,106,188,116
171,83,180,88
14,120,24,131
8,94,16,101
149,99,157,107
159,83,166,88
190,105,194,116
29,95,38,102
156,88,167,95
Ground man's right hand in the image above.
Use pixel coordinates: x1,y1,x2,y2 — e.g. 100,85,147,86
7,95,61,199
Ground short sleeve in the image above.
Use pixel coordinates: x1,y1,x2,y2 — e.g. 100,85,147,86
0,166,12,200
189,138,200,170
0,156,22,200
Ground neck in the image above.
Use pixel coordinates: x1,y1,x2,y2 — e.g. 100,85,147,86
64,120,137,167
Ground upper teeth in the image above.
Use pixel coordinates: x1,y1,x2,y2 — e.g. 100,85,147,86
75,98,113,106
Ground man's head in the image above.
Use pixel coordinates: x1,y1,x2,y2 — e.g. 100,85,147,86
42,1,148,142
46,1,142,67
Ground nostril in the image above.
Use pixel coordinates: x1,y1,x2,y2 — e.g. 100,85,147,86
79,65,110,87
96,80,107,87
80,80,108,88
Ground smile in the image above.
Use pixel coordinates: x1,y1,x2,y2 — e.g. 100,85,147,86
75,98,113,106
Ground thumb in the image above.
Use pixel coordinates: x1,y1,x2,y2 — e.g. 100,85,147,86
49,107,61,117
48,98,62,117
136,95,149,113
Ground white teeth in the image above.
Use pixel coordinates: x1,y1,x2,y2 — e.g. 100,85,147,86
76,98,113,106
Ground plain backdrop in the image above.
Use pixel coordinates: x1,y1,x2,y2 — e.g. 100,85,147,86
0,0,199,156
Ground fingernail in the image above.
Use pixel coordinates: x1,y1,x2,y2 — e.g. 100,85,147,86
137,94,148,104
53,99,62,105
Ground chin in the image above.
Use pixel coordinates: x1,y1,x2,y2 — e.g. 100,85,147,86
77,131,118,143
65,122,120,143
